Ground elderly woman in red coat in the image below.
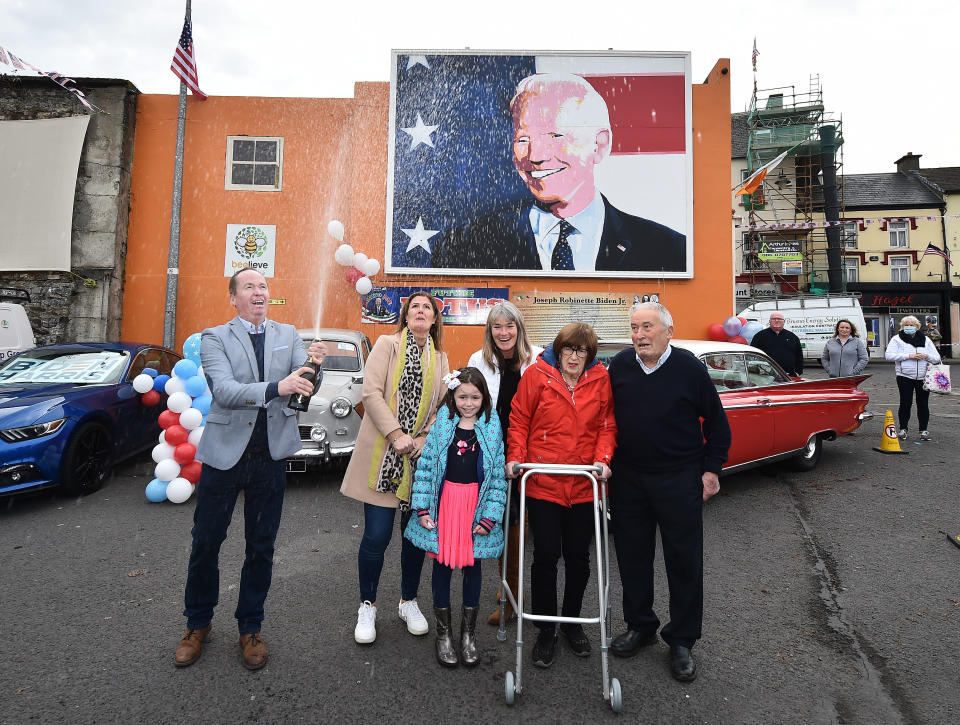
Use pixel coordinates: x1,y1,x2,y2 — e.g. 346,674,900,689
506,322,617,669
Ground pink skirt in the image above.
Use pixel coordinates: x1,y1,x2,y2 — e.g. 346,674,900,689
434,480,479,569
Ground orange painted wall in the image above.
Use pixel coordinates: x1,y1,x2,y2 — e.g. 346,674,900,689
124,60,733,367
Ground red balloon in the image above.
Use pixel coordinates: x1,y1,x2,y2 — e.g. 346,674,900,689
345,269,363,285
180,460,203,483
707,323,727,342
737,316,747,326
729,335,748,345
173,442,197,465
165,424,189,446
141,390,161,407
158,410,180,429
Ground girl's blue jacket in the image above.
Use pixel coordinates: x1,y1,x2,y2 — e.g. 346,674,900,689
403,409,507,560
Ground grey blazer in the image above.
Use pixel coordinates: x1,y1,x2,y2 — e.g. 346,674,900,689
196,317,308,470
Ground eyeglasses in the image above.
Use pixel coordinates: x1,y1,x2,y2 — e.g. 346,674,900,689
561,346,589,358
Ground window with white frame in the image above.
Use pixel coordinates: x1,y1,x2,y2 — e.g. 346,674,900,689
843,257,859,283
889,220,908,248
890,256,910,282
225,136,283,191
842,221,858,249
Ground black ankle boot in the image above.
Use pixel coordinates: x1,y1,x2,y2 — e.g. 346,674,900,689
434,607,458,667
460,606,479,667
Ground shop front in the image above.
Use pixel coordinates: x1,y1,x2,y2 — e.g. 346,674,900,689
849,283,952,358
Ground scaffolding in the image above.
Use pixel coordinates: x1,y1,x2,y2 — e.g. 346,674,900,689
738,75,846,303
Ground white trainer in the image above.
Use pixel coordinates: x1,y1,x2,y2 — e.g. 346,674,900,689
355,601,377,644
920,430,931,441
398,599,429,635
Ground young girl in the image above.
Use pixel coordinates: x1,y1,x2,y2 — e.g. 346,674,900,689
404,367,507,667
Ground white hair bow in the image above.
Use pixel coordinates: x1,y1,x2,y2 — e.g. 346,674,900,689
442,370,461,390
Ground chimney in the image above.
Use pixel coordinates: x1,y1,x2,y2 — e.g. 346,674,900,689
895,152,921,173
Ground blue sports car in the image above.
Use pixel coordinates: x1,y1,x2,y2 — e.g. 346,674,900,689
0,342,181,496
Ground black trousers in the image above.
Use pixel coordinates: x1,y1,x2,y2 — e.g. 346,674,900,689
525,498,595,632
610,464,703,649
896,375,930,431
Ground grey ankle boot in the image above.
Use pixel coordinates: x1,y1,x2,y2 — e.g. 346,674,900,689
434,607,458,667
460,606,479,667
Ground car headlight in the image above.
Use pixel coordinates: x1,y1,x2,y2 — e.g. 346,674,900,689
0,418,67,443
331,397,351,418
310,425,327,443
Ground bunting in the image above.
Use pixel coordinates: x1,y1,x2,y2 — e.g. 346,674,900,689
0,44,104,113
735,214,960,230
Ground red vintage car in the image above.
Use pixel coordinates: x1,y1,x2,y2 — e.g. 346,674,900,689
596,339,873,473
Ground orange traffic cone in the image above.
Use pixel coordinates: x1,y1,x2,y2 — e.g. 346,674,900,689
873,410,908,454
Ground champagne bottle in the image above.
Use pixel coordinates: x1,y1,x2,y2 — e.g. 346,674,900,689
288,354,321,412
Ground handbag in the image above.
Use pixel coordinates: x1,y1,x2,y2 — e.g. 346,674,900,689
922,363,951,394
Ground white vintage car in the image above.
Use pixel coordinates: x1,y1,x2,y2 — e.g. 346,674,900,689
286,329,372,472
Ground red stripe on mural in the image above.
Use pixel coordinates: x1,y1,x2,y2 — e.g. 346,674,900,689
584,74,686,154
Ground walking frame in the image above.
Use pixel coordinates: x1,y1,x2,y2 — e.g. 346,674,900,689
498,462,622,712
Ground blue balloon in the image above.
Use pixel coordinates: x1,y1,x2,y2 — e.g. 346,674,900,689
741,321,764,344
173,358,199,380
184,375,207,398
142,367,159,378
192,394,212,415
153,374,171,392
145,478,168,503
182,332,203,366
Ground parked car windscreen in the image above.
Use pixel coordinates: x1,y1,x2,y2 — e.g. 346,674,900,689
0,350,130,386
321,340,362,372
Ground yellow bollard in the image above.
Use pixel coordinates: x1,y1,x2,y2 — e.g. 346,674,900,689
873,410,908,454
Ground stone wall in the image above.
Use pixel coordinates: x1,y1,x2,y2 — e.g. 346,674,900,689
0,76,139,343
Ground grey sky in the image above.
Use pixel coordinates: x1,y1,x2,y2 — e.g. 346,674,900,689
2,0,957,174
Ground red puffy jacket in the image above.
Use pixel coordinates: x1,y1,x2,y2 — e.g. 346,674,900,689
507,351,617,506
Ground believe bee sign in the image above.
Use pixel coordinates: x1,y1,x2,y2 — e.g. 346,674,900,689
224,224,277,276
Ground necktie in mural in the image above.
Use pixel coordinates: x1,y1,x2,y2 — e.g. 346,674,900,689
551,220,575,270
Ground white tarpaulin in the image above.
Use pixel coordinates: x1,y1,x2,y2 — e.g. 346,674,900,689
0,115,90,271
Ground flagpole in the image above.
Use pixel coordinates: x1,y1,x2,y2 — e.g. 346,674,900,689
163,0,191,350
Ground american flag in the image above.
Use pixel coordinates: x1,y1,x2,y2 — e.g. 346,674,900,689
752,38,759,72
171,16,207,99
921,242,953,265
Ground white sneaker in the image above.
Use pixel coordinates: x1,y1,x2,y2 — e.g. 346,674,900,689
898,428,908,439
398,599,429,635
355,601,376,644
920,430,930,441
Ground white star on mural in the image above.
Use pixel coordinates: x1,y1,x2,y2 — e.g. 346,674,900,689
401,113,440,149
401,217,439,254
406,55,431,70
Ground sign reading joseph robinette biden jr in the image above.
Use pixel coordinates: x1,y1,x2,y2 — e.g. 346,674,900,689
385,50,693,279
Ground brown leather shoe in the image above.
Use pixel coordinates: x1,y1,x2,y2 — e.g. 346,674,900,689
239,632,268,670
174,626,210,667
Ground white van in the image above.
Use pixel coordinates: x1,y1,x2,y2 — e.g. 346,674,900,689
740,295,867,362
0,288,36,362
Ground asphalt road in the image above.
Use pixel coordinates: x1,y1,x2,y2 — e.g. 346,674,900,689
2,363,959,724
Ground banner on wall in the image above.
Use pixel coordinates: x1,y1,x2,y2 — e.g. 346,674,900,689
361,287,509,325
385,50,693,278
512,291,636,346
224,224,276,276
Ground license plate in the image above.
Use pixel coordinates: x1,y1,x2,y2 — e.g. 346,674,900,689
285,459,306,473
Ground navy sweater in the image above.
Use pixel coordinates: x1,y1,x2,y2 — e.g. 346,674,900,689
607,347,731,475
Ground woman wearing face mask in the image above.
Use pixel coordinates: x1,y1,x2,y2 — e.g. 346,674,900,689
820,319,869,378
884,315,941,441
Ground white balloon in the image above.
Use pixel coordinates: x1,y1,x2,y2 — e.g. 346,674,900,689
166,477,194,504
334,244,355,266
155,458,181,482
132,374,154,393
355,276,373,295
164,376,186,395
188,426,204,447
179,407,203,430
152,443,176,463
353,252,369,271
159,430,168,444
327,219,345,241
363,258,381,277
167,391,193,413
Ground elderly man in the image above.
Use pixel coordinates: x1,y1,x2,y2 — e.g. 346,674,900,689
749,313,803,376
606,302,730,682
173,268,326,670
433,73,685,273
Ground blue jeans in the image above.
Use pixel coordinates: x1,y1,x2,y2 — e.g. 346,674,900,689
432,559,482,608
358,503,425,603
183,452,286,634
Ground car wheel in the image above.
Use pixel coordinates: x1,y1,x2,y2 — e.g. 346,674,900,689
60,422,113,496
790,434,822,472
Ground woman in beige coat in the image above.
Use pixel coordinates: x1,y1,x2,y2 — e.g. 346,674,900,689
342,291,450,644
